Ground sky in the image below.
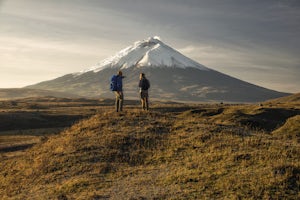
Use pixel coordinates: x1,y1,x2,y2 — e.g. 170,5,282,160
0,0,299,93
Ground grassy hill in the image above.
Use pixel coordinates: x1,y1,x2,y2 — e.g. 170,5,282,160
266,93,300,105
0,100,299,199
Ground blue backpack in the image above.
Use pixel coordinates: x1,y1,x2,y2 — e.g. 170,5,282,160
110,75,118,91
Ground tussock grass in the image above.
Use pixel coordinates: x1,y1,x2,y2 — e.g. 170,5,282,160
273,115,300,141
0,101,299,199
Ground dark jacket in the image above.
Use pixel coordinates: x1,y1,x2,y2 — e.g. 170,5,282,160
139,78,150,90
116,75,124,91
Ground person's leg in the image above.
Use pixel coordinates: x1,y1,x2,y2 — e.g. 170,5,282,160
115,92,120,112
145,97,149,111
119,92,124,111
140,91,144,110
141,98,146,110
140,99,143,109
144,90,149,111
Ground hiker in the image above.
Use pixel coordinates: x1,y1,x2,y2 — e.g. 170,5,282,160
138,73,150,111
110,70,125,112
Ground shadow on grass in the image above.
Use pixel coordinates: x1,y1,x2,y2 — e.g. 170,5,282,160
0,143,35,153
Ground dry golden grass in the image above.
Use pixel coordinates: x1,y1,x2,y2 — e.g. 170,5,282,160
273,115,300,141
0,97,299,199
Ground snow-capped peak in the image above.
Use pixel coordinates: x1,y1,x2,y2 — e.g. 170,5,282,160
76,36,209,75
134,36,162,48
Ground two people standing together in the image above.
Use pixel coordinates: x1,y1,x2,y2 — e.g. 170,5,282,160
110,71,150,112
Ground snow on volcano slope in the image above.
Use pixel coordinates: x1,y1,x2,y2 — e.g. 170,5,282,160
76,36,209,75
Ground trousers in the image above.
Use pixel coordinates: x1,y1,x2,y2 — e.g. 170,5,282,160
114,91,123,112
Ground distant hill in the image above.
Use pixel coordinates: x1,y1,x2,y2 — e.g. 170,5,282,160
266,93,300,104
26,36,289,102
0,88,81,100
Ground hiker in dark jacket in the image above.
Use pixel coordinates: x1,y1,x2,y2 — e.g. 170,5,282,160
138,73,150,111
111,70,125,112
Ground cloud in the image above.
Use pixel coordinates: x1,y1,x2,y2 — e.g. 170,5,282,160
0,0,299,92
0,36,100,56
178,43,300,93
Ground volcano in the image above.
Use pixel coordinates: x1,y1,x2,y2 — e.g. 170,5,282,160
26,36,289,102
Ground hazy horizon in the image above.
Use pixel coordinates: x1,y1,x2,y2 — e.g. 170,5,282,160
1,0,299,93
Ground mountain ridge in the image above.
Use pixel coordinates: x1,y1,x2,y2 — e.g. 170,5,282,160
26,37,289,102
75,36,209,75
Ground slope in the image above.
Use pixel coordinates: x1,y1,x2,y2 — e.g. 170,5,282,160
74,36,209,73
266,93,300,105
1,104,299,199
26,37,289,102
0,88,81,100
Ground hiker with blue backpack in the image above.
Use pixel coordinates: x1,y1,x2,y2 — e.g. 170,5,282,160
110,70,125,112
139,73,150,111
